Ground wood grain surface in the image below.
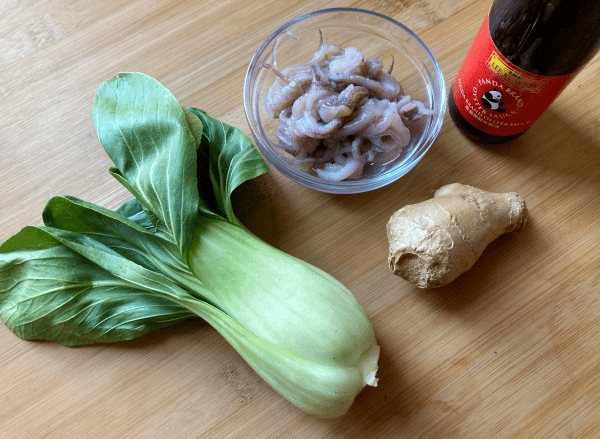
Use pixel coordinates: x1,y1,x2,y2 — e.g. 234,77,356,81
2,0,600,438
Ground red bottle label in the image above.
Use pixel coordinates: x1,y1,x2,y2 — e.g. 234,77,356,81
452,16,578,136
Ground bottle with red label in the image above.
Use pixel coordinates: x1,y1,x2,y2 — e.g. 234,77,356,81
448,0,600,144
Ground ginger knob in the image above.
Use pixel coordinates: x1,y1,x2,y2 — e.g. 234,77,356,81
386,183,528,288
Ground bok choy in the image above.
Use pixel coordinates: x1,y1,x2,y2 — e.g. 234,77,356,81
0,72,379,418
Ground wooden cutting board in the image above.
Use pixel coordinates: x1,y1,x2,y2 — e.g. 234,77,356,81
1,0,600,437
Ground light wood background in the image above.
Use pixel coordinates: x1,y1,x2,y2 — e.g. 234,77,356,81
1,0,600,438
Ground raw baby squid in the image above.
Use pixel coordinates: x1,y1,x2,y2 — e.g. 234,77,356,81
263,30,433,181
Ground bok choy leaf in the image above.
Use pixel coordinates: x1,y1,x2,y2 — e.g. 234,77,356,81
92,73,201,255
0,227,195,345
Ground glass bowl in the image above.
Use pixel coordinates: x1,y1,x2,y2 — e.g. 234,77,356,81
243,8,446,194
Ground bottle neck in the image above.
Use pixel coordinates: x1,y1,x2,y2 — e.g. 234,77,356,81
489,0,600,76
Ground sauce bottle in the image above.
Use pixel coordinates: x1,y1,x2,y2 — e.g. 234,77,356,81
448,0,600,144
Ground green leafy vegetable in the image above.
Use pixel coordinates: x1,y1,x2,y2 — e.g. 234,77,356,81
0,226,195,344
0,72,379,418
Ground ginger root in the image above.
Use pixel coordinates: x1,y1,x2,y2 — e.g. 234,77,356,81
387,183,527,288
